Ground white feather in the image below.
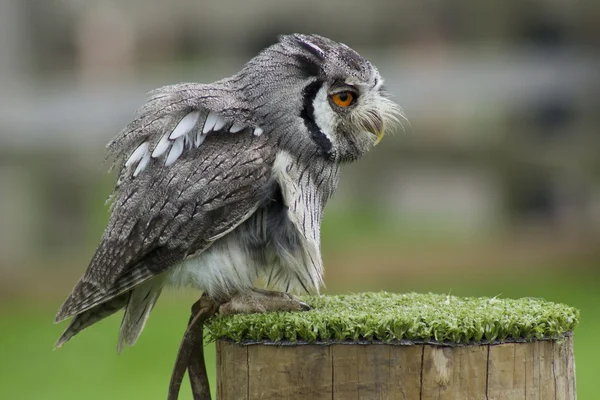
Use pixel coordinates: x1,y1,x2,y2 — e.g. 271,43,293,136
133,151,151,177
311,86,337,146
195,131,206,147
152,133,171,158
125,143,149,168
213,115,227,131
271,150,325,292
169,235,255,297
169,111,200,139
165,136,184,166
203,111,219,134
253,127,264,136
304,41,324,56
229,122,245,133
167,204,259,297
118,278,164,353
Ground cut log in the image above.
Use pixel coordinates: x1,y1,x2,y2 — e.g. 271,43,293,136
205,292,579,399
216,337,575,399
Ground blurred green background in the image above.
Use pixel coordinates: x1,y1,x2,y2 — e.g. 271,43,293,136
0,0,599,399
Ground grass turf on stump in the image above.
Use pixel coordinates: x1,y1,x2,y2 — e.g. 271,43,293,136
207,292,579,399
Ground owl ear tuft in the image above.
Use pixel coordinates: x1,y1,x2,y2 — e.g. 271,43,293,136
288,34,326,61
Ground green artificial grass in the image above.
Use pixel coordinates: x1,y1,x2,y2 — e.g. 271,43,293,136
206,292,579,345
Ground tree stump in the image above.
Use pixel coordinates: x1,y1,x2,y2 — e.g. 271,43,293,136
206,292,579,400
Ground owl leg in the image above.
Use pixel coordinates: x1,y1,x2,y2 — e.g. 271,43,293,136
168,294,218,400
218,288,310,315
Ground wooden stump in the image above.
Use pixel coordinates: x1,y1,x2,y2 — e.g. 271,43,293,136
206,293,579,400
216,337,576,400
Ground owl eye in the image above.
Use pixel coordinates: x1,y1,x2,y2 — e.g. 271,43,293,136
330,91,356,108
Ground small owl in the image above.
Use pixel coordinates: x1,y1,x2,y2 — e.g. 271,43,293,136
55,34,402,351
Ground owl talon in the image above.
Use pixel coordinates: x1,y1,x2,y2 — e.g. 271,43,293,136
218,289,310,316
191,294,219,317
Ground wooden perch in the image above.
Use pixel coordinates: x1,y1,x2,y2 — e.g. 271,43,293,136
216,337,576,399
184,292,578,399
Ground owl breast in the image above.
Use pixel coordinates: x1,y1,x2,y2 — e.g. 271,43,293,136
166,184,302,299
168,150,340,299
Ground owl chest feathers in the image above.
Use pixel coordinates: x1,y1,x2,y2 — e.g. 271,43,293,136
168,150,339,299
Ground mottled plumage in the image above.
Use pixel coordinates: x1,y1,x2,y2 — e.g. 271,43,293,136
55,34,402,351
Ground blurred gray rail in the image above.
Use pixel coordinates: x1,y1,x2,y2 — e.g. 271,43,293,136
0,49,598,148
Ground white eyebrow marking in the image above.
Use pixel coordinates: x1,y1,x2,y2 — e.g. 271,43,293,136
344,78,361,86
253,127,263,136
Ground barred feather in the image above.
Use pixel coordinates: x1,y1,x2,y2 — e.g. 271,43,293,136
55,294,128,349
117,278,164,353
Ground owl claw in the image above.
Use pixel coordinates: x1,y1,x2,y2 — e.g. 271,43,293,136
218,288,310,316
298,301,311,311
191,294,219,317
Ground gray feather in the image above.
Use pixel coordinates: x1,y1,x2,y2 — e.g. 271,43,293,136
55,294,128,349
56,131,274,322
117,277,164,353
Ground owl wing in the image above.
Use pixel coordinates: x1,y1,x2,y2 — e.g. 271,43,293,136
55,83,273,322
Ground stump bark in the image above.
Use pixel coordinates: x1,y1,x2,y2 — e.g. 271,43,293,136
216,336,576,400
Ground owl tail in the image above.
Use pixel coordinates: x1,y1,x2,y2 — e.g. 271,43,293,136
54,277,164,352
54,294,128,349
117,278,164,353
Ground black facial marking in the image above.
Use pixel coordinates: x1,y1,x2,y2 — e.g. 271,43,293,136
293,54,322,78
300,79,334,159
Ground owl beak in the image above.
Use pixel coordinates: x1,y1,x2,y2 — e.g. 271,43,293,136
366,115,385,145
373,129,385,145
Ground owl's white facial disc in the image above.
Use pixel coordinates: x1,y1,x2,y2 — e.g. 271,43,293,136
311,85,339,152
239,34,404,162
301,75,402,162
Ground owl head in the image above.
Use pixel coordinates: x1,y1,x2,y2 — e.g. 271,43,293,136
235,34,403,163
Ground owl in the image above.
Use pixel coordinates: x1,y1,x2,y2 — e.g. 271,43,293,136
55,34,402,351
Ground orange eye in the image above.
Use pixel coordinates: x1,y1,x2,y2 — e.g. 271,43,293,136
331,91,355,107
